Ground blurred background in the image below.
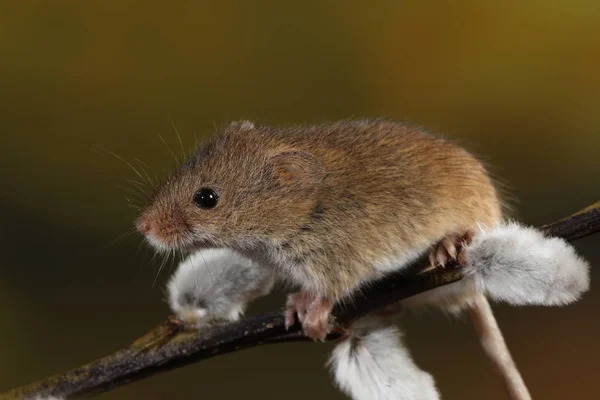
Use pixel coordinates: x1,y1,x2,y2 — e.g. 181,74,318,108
1,1,599,399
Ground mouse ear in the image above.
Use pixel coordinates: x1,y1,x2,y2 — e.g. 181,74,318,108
267,151,325,186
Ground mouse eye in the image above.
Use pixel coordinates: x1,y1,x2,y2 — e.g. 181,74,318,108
193,188,219,209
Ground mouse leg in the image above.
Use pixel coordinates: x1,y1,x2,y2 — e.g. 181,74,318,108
429,231,473,267
285,291,333,341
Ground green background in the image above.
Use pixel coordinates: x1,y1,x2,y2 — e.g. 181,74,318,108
1,2,598,399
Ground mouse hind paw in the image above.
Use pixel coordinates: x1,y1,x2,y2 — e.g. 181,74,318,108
285,291,333,341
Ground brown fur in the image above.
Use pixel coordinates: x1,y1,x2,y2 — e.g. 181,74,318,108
137,118,503,302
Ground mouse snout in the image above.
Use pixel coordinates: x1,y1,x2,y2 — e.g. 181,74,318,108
136,217,152,235
136,205,193,250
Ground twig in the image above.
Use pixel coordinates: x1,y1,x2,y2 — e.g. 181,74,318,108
2,201,599,400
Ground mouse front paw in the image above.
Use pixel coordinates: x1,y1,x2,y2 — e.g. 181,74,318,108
429,231,474,267
285,291,333,341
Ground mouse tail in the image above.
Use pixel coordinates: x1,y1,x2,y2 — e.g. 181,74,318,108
468,294,531,400
327,315,440,400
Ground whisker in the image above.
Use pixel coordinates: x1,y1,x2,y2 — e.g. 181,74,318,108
141,242,161,272
122,184,147,201
168,115,187,161
187,252,200,291
148,247,160,265
137,239,147,255
102,230,136,253
124,194,144,207
117,187,146,204
138,242,158,271
199,250,215,289
92,146,149,185
158,135,180,165
132,159,156,187
169,248,178,275
125,179,147,191
133,158,152,169
153,251,171,287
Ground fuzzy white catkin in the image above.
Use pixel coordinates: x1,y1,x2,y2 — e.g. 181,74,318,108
462,221,590,306
167,248,275,326
328,316,440,400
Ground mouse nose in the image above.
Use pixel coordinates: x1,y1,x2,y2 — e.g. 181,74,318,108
135,205,193,251
135,215,153,235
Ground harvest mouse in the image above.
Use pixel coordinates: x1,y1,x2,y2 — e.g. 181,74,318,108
137,119,590,400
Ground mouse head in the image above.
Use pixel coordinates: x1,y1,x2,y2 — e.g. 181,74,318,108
136,122,325,253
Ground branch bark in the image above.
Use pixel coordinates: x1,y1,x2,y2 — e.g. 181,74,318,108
2,201,599,400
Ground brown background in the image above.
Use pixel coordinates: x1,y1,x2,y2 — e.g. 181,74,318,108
1,2,598,399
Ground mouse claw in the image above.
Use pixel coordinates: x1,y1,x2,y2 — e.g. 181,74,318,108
284,291,309,329
430,233,468,267
284,308,295,330
428,251,437,268
442,236,458,260
457,230,475,265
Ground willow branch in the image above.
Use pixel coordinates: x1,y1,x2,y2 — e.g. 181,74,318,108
2,201,599,400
